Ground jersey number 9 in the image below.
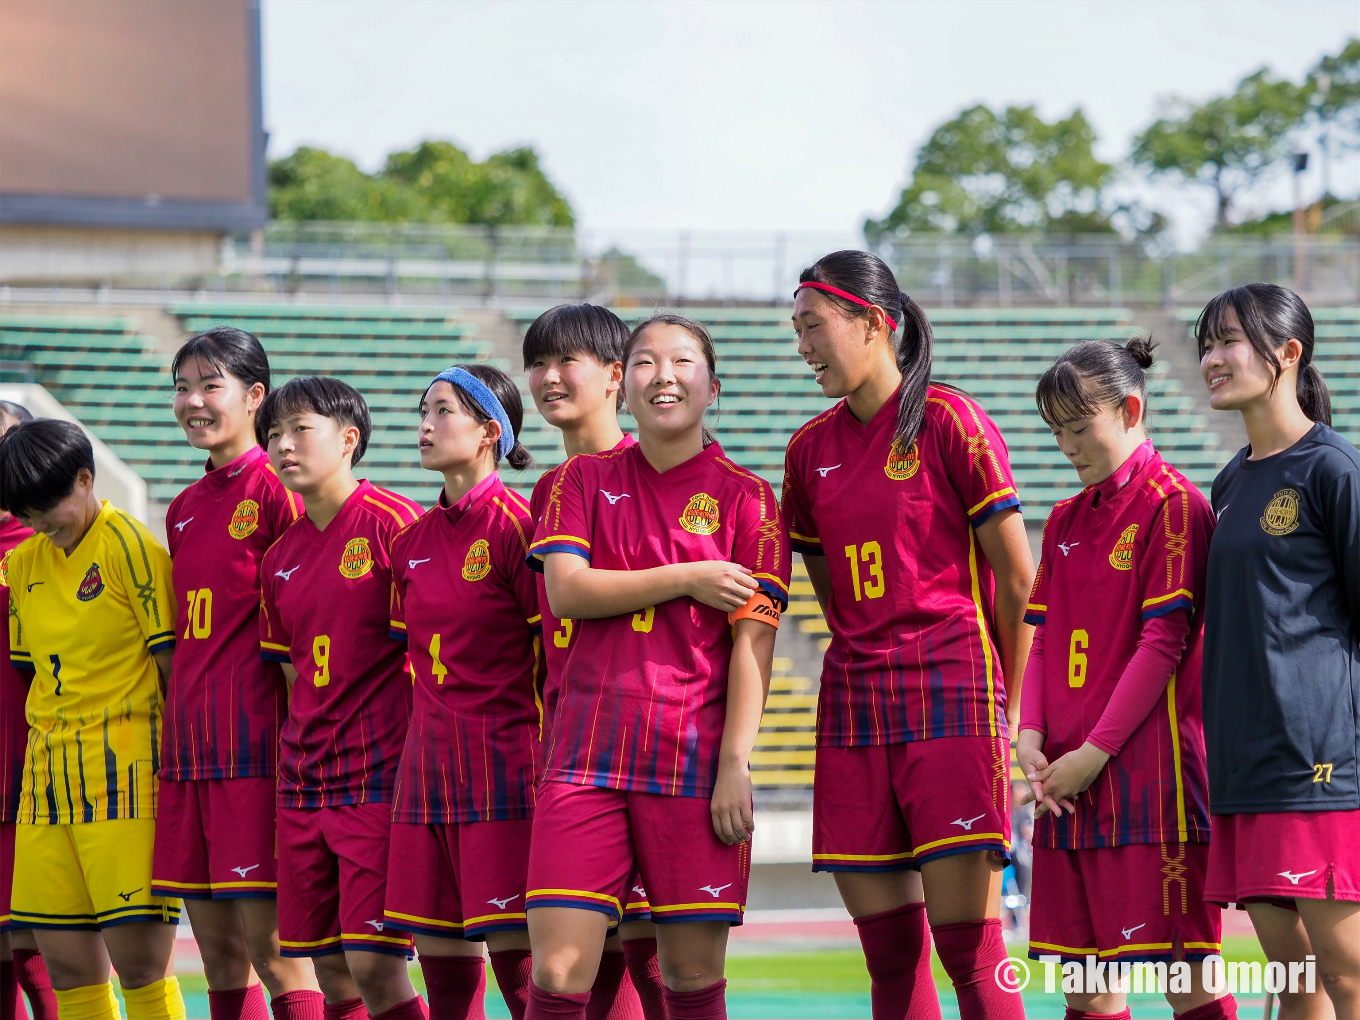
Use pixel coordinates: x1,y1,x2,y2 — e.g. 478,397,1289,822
313,635,332,687
844,542,885,601
1068,629,1089,688
184,588,212,639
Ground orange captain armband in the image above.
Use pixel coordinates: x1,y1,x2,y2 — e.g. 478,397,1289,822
728,590,781,629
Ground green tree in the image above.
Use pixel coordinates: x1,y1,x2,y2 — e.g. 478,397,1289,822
864,104,1114,241
270,141,575,227
1131,68,1308,229
1306,38,1360,195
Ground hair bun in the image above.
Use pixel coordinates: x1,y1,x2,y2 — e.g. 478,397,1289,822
1124,335,1157,369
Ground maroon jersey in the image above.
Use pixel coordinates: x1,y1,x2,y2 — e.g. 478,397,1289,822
389,473,542,824
0,515,34,821
259,481,422,808
529,442,790,797
530,434,636,737
1024,444,1214,849
162,447,304,780
782,384,1021,746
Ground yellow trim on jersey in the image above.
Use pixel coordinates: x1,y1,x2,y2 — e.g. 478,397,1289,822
260,641,290,653
1099,942,1176,957
913,832,1007,856
151,879,275,892
527,888,621,910
966,528,999,740
388,620,407,632
462,910,528,927
788,531,821,545
1142,589,1195,610
279,936,342,949
532,534,591,550
811,851,914,862
967,487,1018,519
1025,602,1047,614
1167,672,1188,842
362,494,413,528
383,910,462,930
526,614,541,626
649,902,743,914
340,932,412,947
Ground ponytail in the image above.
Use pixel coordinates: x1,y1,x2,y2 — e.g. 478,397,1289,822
1298,362,1333,427
799,252,934,451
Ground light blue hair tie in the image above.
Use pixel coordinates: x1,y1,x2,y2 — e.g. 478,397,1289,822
430,367,515,461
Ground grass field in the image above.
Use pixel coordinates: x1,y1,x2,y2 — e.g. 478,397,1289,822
146,935,1271,1019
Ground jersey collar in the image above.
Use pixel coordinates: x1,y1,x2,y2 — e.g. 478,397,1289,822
1090,440,1158,510
438,471,503,527
632,439,725,482
202,446,267,490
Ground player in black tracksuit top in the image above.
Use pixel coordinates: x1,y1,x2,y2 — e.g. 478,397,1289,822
1197,283,1360,1018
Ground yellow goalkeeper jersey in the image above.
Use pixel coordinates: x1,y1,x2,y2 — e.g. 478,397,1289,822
8,502,176,824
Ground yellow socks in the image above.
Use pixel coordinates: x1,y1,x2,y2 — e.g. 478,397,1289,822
55,983,121,1020
120,977,186,1020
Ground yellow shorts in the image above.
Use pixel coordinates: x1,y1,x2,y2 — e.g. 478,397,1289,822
11,819,182,930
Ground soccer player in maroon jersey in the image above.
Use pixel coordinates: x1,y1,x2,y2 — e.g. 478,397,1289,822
783,251,1035,1020
150,328,322,1020
382,364,539,1020
1197,285,1360,1018
522,304,661,1020
0,401,57,1020
525,314,789,1020
1018,338,1236,1020
255,378,425,1020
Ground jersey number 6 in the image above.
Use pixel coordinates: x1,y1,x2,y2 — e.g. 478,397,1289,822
1068,629,1089,688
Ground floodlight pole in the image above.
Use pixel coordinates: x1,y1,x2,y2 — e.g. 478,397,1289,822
1291,152,1308,295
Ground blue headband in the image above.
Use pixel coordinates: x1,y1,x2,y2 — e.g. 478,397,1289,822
430,367,515,461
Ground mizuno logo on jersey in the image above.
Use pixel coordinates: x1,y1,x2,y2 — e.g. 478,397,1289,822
815,464,841,477
276,566,301,581
174,517,194,532
26,581,43,592
365,919,384,930
229,465,247,477
1278,869,1316,885
951,814,986,830
1058,542,1079,556
600,490,630,504
699,883,732,898
408,558,431,569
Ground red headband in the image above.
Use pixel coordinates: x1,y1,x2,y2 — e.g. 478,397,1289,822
796,281,898,331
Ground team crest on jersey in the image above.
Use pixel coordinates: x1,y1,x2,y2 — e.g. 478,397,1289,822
228,499,261,540
77,562,105,601
461,539,492,582
1108,524,1139,571
1260,488,1301,536
884,440,920,481
680,493,721,535
0,549,11,589
339,537,374,579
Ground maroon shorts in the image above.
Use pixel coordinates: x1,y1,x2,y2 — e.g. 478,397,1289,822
526,781,748,926
0,822,13,931
151,777,277,900
384,818,533,940
1029,842,1221,963
812,736,1011,871
277,803,412,957
1205,810,1360,905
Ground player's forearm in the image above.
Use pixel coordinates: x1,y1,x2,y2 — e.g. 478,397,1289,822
280,663,298,689
801,553,833,617
719,620,776,767
544,557,694,620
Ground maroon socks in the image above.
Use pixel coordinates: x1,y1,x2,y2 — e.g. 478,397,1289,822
11,951,55,1020
619,939,665,1020
523,986,589,1020
420,956,487,1020
208,985,271,1020
660,980,723,1020
931,918,1024,1020
369,998,428,1020
270,991,326,1020
322,998,369,1020
586,953,640,1020
489,951,534,1020
854,902,943,1020
1173,998,1239,1020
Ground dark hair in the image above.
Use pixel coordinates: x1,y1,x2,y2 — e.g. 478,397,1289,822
427,365,532,471
798,250,933,451
522,303,628,410
256,377,372,466
1195,284,1331,426
1036,337,1157,429
172,325,271,393
624,313,720,446
0,401,33,429
0,419,96,515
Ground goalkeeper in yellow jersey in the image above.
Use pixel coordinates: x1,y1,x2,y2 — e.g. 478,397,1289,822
1,419,186,1020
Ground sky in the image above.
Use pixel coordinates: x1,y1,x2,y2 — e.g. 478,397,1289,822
262,0,1358,241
